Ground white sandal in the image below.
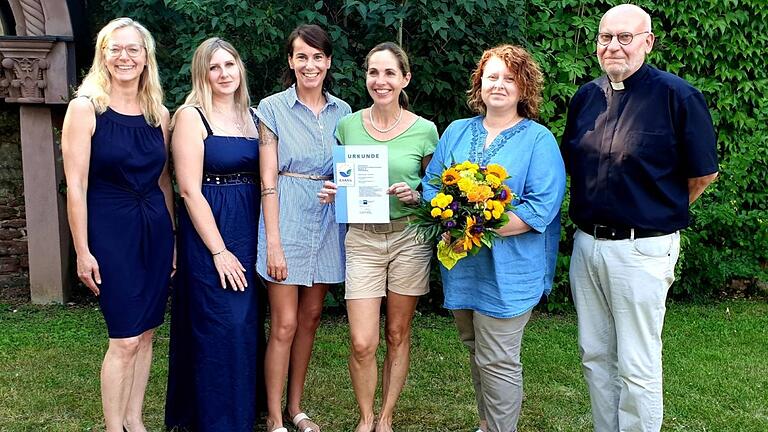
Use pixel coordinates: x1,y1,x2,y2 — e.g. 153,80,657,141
291,412,319,432
266,418,289,432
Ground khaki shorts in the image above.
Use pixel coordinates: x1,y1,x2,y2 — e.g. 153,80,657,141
344,224,432,300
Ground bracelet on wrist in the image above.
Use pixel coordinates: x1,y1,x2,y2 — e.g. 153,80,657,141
212,247,227,256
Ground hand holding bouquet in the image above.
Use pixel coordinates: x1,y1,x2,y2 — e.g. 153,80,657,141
407,161,516,269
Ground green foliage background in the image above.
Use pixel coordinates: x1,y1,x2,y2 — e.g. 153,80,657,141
90,0,767,310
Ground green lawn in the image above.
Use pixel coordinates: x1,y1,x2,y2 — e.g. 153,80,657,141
0,300,766,431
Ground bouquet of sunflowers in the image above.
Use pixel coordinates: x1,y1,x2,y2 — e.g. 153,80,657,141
407,161,516,270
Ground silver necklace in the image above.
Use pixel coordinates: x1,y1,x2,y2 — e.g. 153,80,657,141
368,105,403,133
213,107,247,136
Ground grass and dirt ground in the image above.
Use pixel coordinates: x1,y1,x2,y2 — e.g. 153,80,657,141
1,299,766,431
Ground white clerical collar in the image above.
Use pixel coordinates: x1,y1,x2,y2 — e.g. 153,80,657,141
610,81,625,91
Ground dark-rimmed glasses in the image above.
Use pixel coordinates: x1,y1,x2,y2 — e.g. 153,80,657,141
597,31,650,46
105,44,144,58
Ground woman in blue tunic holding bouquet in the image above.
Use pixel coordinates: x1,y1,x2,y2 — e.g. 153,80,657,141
421,44,566,432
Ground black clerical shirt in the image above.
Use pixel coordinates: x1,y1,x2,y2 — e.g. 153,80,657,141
561,64,718,232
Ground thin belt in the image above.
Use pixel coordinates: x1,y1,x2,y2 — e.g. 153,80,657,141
279,171,332,181
577,223,671,240
350,216,415,234
203,172,257,185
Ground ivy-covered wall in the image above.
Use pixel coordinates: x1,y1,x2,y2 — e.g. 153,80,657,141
85,0,766,307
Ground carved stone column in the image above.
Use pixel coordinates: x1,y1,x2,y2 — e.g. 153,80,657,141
0,37,73,303
19,105,71,303
0,37,71,104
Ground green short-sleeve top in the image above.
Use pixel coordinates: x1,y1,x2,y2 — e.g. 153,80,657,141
335,109,438,219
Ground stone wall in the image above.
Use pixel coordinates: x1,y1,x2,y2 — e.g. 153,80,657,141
0,107,29,302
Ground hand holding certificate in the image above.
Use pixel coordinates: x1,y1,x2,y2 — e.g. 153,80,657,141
332,145,390,223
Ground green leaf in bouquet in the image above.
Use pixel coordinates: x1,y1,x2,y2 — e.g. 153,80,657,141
480,233,495,248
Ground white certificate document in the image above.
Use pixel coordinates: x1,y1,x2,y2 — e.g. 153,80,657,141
333,145,390,223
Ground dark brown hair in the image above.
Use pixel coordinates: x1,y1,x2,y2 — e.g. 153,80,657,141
364,42,411,109
282,24,334,91
466,44,543,119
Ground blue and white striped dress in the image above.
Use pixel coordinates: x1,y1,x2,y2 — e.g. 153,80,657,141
256,85,351,286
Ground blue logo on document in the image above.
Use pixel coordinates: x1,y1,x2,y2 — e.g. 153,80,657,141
335,162,355,187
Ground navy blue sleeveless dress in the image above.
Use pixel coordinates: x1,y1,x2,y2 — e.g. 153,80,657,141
165,108,266,432
88,107,173,339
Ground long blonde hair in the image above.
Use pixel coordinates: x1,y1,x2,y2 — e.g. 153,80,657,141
174,38,251,127
76,17,164,126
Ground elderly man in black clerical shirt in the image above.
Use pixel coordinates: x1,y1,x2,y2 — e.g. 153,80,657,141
561,4,719,432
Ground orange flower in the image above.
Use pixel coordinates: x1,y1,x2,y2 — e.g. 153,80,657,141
442,167,460,185
467,185,494,203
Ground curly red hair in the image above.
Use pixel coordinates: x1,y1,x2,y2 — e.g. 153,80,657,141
466,44,543,119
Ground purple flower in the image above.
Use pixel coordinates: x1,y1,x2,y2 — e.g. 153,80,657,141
499,189,508,201
444,220,457,229
470,224,485,235
449,201,460,211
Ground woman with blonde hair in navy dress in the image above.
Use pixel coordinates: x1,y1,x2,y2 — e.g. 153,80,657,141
62,17,173,432
165,37,265,432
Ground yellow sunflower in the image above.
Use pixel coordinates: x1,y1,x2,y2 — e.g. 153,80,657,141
485,164,509,180
442,167,460,185
498,184,514,205
462,216,482,250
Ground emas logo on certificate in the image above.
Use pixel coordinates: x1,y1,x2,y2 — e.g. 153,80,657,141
335,162,355,187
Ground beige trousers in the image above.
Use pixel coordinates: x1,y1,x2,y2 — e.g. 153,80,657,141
571,229,680,432
453,309,532,432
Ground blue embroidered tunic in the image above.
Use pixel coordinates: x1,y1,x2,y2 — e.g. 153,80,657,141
256,85,351,286
422,116,566,318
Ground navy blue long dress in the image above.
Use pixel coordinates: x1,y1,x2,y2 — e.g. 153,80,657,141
165,108,266,432
88,106,173,339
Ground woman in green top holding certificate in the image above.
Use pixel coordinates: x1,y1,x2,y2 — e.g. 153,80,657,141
325,42,437,432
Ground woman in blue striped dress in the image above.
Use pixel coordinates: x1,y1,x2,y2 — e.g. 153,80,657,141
256,24,351,432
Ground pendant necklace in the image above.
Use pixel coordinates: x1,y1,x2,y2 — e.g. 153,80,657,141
213,107,247,136
369,105,403,133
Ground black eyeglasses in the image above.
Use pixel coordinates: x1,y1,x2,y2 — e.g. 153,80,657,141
597,31,650,46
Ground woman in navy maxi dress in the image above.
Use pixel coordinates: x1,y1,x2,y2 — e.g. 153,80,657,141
62,18,173,432
165,38,265,432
